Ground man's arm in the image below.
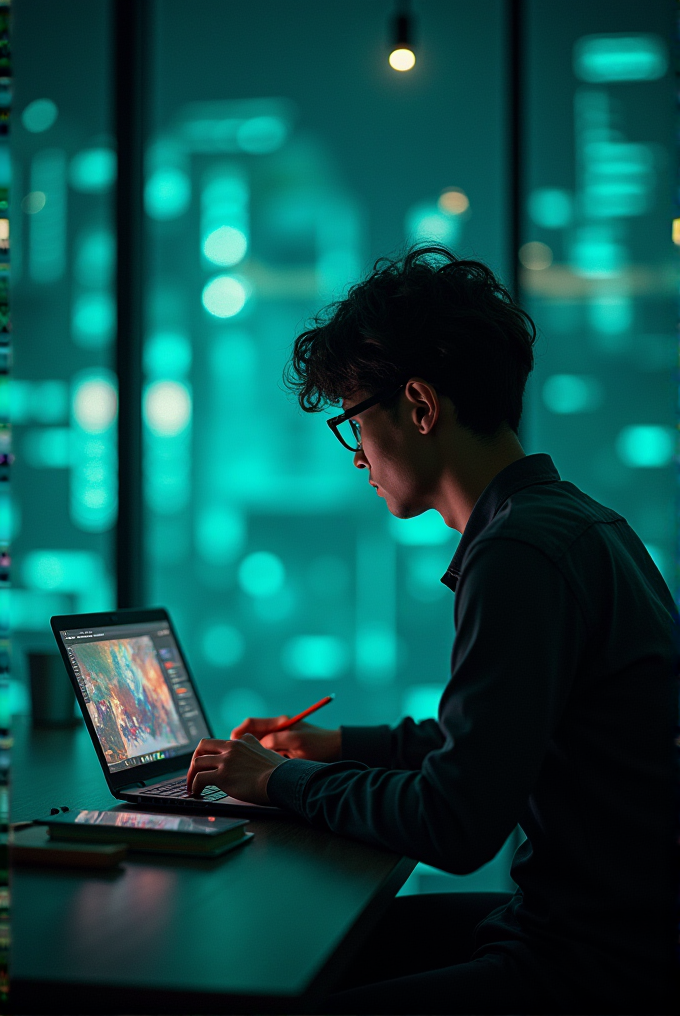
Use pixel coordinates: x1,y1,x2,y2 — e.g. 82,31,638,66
341,718,445,770
267,538,586,873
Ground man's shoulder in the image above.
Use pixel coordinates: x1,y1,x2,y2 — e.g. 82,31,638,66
472,479,625,565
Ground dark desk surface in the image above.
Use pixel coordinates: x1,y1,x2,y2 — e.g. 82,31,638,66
10,717,414,1014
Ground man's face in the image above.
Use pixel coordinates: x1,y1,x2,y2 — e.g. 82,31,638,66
342,388,439,519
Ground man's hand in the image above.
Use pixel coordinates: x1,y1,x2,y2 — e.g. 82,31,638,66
186,734,286,805
230,716,342,762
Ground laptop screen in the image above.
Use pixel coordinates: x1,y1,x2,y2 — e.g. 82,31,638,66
58,618,211,774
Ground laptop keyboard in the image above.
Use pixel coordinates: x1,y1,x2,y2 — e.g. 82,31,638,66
137,777,227,803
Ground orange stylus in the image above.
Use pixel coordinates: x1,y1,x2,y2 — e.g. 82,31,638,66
264,695,335,734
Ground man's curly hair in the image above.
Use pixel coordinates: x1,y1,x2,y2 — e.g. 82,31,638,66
284,246,536,436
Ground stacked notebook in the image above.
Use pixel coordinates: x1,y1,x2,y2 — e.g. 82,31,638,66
41,809,253,858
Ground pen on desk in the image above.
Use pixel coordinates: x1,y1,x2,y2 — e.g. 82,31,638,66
264,695,335,734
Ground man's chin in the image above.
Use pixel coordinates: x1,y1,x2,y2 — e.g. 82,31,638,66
386,501,429,520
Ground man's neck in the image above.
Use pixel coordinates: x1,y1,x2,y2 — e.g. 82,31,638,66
434,428,526,533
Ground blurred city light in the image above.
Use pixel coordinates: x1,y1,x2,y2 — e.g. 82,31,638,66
389,47,416,71
74,229,115,286
144,380,192,436
203,225,248,266
72,376,118,433
616,426,674,468
542,375,602,414
21,191,45,214
21,98,58,133
574,34,667,82
528,188,572,228
519,241,553,270
144,331,192,378
71,292,116,349
202,623,245,667
438,188,469,215
144,167,191,220
236,115,287,153
406,201,461,247
389,509,456,546
282,635,348,679
69,148,117,192
202,274,249,317
402,684,445,722
238,551,285,598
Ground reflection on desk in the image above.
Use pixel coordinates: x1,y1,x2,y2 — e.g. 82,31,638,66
10,716,414,1014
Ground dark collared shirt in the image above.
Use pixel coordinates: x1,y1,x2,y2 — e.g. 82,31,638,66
268,454,678,1005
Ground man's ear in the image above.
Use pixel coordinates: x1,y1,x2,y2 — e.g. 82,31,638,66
404,379,439,434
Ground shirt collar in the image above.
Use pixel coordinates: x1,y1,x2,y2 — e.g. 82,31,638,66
441,453,561,590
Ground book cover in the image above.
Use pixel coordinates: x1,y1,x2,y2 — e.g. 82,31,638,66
43,809,251,855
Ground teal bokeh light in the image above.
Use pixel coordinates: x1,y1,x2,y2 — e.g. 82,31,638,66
389,509,456,546
143,380,192,436
574,34,667,82
202,274,249,317
587,295,632,336
202,623,245,667
203,225,248,266
238,551,285,598
144,331,192,378
281,635,348,680
145,167,191,220
616,426,674,468
542,375,602,414
22,549,101,592
71,292,116,348
23,427,72,468
237,115,288,153
21,98,58,133
528,188,573,229
74,229,115,287
72,374,118,434
405,201,461,247
195,506,245,564
356,626,397,677
570,228,625,278
401,684,445,722
10,380,68,424
69,148,117,192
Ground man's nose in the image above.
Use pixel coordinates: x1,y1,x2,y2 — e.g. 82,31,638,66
353,448,368,470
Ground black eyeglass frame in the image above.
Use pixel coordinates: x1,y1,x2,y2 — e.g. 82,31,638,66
326,383,406,451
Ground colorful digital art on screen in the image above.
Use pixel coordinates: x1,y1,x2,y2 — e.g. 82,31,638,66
71,636,189,764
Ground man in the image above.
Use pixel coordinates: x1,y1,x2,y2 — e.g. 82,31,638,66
187,248,678,1014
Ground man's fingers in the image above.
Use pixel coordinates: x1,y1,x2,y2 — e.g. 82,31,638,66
191,769,219,796
260,730,297,751
231,715,289,740
193,737,228,755
191,753,222,770
186,750,222,789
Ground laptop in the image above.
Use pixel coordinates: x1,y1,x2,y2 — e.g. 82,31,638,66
50,607,280,816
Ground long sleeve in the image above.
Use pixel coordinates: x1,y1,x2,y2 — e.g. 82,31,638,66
267,538,586,874
340,718,445,770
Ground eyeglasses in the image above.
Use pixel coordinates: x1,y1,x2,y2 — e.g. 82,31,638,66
326,383,406,451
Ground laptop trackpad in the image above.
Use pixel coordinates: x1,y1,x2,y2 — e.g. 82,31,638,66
215,795,280,811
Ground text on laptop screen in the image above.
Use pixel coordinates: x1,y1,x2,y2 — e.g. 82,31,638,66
58,621,210,773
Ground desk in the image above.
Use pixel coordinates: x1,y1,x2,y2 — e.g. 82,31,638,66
9,717,414,1014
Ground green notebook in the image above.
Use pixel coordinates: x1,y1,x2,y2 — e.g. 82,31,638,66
43,809,252,857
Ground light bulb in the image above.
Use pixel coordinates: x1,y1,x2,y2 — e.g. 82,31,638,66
389,47,416,71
